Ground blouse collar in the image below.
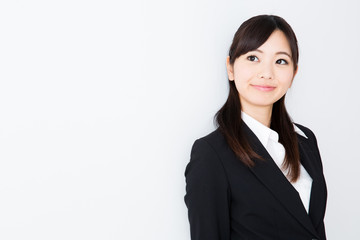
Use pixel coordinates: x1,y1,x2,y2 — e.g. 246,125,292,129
241,111,308,148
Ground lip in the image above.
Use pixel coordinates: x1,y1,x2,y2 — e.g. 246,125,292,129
251,84,276,92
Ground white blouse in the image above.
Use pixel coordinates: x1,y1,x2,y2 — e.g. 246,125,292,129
241,111,313,213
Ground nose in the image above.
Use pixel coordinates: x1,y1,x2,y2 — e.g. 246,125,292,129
258,64,274,80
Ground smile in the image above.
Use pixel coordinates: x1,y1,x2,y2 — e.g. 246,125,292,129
251,84,276,92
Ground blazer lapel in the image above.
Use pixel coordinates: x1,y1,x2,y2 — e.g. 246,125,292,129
241,122,318,237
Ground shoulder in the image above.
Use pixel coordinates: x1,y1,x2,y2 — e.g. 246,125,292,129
293,122,324,166
190,128,228,157
293,122,318,142
187,128,237,177
293,122,322,156
187,128,230,171
185,128,230,186
197,128,225,145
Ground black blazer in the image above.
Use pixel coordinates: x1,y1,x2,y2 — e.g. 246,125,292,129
184,122,327,240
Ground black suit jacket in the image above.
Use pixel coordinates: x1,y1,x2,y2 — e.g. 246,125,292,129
184,122,327,240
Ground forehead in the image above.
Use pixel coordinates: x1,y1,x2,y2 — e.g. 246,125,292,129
256,30,292,54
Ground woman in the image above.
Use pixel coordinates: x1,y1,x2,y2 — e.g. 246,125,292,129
184,15,327,240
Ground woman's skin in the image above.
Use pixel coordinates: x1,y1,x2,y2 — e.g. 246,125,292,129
226,30,298,127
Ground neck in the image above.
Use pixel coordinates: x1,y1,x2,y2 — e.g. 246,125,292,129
241,105,273,127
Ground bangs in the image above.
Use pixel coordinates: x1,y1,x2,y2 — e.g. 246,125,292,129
228,15,298,70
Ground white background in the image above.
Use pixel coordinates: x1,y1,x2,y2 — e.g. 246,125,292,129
0,0,359,239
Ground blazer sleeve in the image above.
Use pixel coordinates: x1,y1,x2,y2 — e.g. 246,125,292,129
296,124,327,240
309,129,328,240
184,138,231,240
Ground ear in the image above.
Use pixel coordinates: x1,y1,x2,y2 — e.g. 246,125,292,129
226,56,234,81
290,65,299,88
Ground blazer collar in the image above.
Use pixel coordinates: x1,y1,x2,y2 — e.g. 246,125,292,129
241,121,319,237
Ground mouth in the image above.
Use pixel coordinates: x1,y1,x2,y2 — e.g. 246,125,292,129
251,84,276,92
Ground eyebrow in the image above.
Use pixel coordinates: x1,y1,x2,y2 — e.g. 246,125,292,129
252,49,292,58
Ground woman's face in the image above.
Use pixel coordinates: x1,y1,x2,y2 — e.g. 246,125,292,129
226,30,297,112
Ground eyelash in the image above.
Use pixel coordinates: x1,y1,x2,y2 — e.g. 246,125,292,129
247,55,288,65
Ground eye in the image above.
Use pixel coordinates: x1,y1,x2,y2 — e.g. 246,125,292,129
247,55,259,62
276,59,288,65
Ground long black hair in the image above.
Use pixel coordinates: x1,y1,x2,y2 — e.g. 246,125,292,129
215,15,300,182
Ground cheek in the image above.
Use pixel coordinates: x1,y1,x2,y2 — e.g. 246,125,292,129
233,67,254,88
235,67,253,80
278,71,294,88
